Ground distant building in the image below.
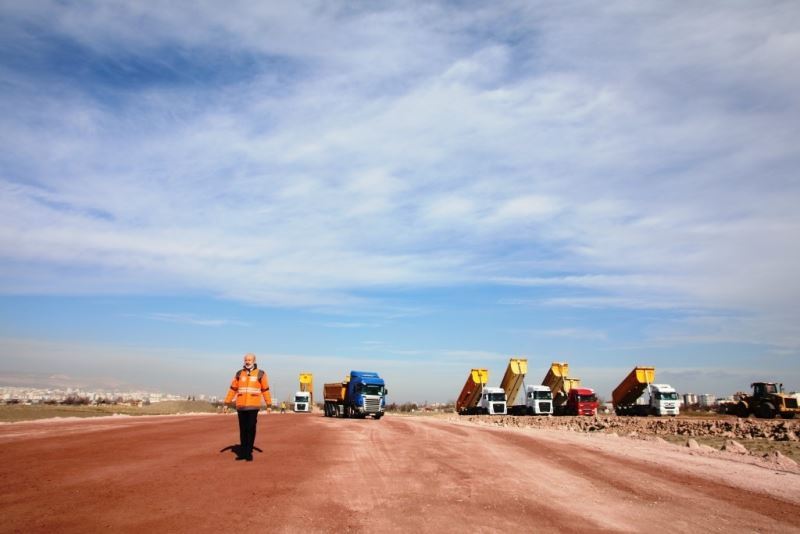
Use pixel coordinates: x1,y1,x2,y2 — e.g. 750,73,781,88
683,393,698,406
698,394,716,408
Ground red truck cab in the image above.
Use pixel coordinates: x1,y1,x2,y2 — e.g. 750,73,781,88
565,387,599,416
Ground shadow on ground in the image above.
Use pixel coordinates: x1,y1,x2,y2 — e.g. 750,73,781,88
219,445,263,459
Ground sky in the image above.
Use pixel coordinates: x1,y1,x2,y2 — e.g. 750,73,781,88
1,1,799,403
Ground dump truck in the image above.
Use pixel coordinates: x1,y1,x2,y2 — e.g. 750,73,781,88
542,362,597,415
293,391,311,412
323,370,387,419
457,368,506,415
736,382,799,419
293,372,313,413
612,366,679,416
501,358,553,415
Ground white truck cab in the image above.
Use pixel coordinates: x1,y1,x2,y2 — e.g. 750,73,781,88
293,391,311,412
478,386,507,415
525,385,553,415
648,384,679,416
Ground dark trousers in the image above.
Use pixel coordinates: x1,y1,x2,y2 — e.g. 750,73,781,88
237,409,259,457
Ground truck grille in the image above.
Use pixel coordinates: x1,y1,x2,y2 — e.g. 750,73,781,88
786,398,798,409
296,404,306,411
540,402,551,412
364,397,381,413
492,403,505,413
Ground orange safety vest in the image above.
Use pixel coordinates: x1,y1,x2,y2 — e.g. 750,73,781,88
224,366,272,410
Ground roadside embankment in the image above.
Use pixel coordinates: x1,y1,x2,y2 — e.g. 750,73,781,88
448,414,799,441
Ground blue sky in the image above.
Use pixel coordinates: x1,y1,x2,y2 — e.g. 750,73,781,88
1,1,799,402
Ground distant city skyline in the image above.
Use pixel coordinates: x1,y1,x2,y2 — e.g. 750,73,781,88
0,384,207,403
1,2,799,403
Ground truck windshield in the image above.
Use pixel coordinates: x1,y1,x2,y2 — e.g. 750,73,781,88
656,392,678,400
358,384,384,396
534,391,552,400
294,396,307,402
577,395,597,403
488,393,506,402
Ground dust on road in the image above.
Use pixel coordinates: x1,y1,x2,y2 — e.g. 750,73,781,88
1,413,798,533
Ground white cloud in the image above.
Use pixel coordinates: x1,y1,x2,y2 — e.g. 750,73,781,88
527,328,608,341
1,1,799,352
145,313,249,328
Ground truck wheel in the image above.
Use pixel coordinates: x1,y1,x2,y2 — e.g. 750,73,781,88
756,403,775,419
373,413,383,420
736,402,749,418
526,407,533,416
780,413,795,420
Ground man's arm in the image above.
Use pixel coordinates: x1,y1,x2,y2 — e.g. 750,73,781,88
261,374,272,407
224,374,239,405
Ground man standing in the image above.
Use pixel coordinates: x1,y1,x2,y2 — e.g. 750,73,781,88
224,353,271,461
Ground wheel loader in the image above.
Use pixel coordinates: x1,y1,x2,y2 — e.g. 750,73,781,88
736,382,799,419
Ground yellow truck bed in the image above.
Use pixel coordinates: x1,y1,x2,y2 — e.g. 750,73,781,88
299,372,314,403
541,362,581,404
456,369,488,413
323,381,347,403
612,366,655,407
499,358,527,406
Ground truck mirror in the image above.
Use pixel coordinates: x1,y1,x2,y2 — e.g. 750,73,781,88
384,389,389,395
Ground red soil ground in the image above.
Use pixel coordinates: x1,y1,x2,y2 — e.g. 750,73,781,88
1,413,798,533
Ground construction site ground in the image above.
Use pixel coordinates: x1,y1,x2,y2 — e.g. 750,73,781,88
1,413,799,533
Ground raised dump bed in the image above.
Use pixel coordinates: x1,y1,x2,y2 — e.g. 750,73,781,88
456,368,488,414
612,366,656,416
499,358,527,407
542,362,580,406
612,366,655,406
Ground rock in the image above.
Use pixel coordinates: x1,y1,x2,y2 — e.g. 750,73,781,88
699,445,717,453
721,439,748,455
763,451,797,468
685,439,700,449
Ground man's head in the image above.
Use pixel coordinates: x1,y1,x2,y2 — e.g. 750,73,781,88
243,353,256,369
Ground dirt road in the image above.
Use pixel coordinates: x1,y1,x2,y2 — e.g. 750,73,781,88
1,413,799,533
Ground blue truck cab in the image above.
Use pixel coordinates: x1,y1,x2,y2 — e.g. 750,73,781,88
347,371,387,419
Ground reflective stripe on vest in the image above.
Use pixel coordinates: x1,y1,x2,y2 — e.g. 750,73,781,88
233,369,269,409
